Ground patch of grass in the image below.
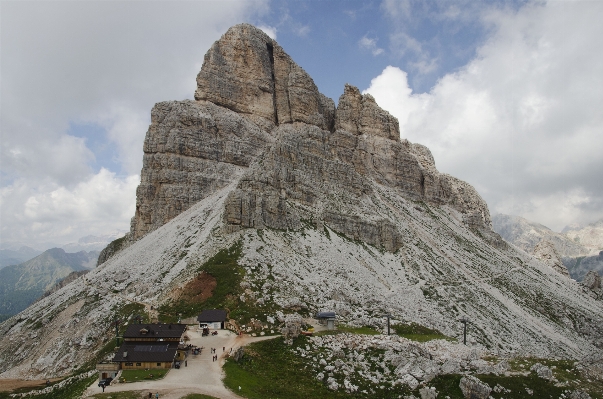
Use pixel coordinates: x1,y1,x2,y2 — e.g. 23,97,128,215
313,330,340,337
118,303,148,322
506,357,602,397
223,336,351,399
429,372,589,399
179,394,221,399
224,336,413,398
119,369,169,382
392,322,454,342
429,374,465,398
479,373,565,399
337,325,381,335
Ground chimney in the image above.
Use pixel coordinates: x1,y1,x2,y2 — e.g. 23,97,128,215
123,351,128,358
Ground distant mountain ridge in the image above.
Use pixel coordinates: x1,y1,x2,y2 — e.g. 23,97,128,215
563,219,603,253
492,213,603,281
0,246,42,269
0,248,98,318
0,230,127,258
491,214,592,258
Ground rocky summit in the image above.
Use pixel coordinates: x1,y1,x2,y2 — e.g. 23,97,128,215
1,24,602,385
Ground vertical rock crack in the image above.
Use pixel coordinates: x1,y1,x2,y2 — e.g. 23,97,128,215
266,42,279,125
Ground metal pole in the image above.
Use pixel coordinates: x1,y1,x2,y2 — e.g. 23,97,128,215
387,316,390,335
463,321,467,345
384,313,391,335
459,317,469,345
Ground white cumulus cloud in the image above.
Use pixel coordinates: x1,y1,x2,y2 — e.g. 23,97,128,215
1,169,138,248
365,1,603,231
359,35,385,56
0,1,270,249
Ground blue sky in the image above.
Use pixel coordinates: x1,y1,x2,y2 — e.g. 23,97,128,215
1,0,602,249
254,1,525,101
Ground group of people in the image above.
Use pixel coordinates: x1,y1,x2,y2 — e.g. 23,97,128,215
210,347,219,362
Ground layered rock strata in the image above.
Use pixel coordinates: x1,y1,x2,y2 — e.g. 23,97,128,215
130,23,496,250
224,123,494,252
194,23,335,131
131,100,273,239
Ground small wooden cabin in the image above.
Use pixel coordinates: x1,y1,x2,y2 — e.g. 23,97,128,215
315,311,336,330
197,309,227,330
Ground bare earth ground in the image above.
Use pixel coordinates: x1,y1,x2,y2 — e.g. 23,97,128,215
82,329,275,399
0,378,61,392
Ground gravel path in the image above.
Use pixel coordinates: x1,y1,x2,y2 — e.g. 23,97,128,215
82,329,275,399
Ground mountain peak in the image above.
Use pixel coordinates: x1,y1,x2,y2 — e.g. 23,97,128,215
194,23,335,131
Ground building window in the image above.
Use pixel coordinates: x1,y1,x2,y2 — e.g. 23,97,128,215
157,363,161,366
136,363,141,366
125,362,133,366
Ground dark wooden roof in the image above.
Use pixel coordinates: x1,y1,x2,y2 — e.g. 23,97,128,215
112,342,178,363
197,309,227,322
122,323,186,339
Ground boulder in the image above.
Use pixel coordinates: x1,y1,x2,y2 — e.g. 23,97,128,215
419,386,438,399
440,359,461,374
530,362,553,380
459,375,491,399
399,373,420,390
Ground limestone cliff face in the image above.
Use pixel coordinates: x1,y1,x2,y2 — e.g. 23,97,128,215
194,23,335,131
130,23,495,249
335,84,400,141
224,123,495,252
131,100,273,239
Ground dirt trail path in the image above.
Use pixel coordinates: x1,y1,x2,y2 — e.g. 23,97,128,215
0,378,61,392
82,330,275,399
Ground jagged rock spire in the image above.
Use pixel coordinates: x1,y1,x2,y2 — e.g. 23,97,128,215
194,23,335,131
335,84,400,141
